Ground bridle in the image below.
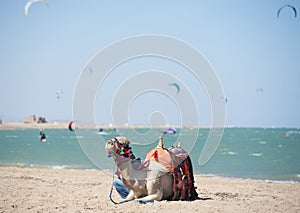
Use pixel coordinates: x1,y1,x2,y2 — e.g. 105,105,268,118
113,137,134,159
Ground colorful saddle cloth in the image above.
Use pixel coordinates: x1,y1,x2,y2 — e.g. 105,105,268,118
143,146,198,201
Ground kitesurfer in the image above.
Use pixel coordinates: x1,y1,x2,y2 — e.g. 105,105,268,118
40,129,46,142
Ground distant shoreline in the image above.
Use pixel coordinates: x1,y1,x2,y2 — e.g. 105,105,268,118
0,122,212,130
0,122,70,130
0,122,298,130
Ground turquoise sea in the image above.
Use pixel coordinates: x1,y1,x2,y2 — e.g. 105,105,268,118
0,128,299,182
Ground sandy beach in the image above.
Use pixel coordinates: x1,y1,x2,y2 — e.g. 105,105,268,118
0,166,299,213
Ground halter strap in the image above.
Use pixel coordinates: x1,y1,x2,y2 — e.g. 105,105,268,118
113,137,134,159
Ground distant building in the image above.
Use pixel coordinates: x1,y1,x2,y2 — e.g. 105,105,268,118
24,115,36,123
24,115,47,124
37,117,47,123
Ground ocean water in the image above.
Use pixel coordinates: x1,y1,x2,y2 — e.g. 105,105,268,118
0,127,299,182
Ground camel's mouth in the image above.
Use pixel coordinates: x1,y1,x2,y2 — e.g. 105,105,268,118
105,139,116,156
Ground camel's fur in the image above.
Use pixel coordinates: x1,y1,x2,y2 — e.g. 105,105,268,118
105,137,173,201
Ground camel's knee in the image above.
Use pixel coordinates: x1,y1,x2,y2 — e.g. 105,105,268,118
153,189,163,201
125,191,135,200
146,183,163,200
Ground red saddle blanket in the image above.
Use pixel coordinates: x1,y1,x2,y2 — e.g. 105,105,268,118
143,146,198,201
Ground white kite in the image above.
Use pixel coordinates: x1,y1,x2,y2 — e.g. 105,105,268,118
24,0,48,16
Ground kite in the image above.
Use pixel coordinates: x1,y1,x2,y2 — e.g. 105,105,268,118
220,96,228,103
56,90,63,99
256,88,263,93
24,0,48,16
168,83,180,94
68,121,74,131
277,4,297,18
163,128,176,134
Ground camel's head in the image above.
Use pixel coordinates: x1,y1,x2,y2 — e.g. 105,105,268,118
105,137,135,159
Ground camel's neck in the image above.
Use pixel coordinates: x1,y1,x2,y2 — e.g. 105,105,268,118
113,154,134,179
113,153,146,183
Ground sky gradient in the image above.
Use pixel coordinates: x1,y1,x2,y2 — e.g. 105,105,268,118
0,0,299,127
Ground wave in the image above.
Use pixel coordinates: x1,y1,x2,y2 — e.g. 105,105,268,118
70,135,85,139
220,150,238,155
195,173,299,183
250,153,263,157
5,135,18,138
227,151,238,155
263,179,298,184
51,165,68,170
258,141,267,144
287,130,300,135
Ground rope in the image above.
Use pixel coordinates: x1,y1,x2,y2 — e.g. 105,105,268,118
109,185,132,205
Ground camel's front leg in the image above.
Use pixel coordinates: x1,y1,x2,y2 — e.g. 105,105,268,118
137,171,163,202
136,191,162,202
136,185,163,201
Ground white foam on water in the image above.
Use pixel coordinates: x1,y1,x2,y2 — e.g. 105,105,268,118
70,135,84,139
84,169,98,172
264,179,298,184
5,135,18,138
259,141,267,144
51,165,67,170
227,151,238,155
250,153,263,157
287,130,300,135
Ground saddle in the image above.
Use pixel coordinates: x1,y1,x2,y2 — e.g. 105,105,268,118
143,137,198,201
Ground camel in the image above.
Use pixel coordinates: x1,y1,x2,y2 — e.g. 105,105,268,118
105,136,198,202
105,136,174,202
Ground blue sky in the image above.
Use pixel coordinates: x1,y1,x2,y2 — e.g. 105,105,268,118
0,0,299,127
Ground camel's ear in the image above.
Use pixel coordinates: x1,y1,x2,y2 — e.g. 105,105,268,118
106,139,114,144
116,137,130,146
124,138,131,146
177,142,182,148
